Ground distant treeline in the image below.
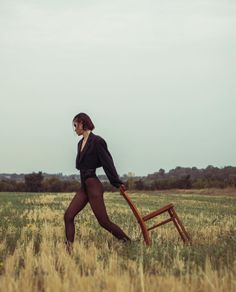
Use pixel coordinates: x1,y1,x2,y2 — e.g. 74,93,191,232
139,166,236,190
0,166,236,192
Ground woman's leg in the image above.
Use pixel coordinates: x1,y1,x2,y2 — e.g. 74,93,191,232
64,187,88,243
85,177,131,242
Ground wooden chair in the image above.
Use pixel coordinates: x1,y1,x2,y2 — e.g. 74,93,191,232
119,186,191,246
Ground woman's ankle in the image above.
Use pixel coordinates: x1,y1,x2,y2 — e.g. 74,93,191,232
65,240,74,254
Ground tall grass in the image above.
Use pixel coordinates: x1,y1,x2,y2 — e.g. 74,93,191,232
0,191,235,291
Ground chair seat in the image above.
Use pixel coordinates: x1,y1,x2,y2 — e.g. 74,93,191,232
142,203,174,221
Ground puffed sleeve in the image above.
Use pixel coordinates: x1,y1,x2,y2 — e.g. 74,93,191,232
96,137,124,188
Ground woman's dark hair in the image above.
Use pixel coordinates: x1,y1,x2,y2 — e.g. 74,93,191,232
73,112,95,130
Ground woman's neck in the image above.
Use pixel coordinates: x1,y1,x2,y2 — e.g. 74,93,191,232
82,130,91,140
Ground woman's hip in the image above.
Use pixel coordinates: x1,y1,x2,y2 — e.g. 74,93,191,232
80,169,103,191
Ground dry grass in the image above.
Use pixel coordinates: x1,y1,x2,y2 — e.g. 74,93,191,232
0,191,235,292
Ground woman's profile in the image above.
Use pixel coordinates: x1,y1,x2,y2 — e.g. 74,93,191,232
64,112,131,253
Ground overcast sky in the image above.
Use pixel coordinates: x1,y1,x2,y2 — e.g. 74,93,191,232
0,0,235,177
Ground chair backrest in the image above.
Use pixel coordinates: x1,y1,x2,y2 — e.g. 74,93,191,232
119,188,151,245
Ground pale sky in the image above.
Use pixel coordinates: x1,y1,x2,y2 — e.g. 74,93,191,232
0,0,236,177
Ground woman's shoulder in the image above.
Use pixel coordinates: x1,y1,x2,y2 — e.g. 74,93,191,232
92,133,107,145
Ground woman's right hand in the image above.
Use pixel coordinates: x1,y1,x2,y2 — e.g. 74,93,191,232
119,184,126,192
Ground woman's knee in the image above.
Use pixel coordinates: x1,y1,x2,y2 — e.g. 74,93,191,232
97,217,113,229
64,210,74,223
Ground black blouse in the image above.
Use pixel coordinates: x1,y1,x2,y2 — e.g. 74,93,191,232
76,131,123,188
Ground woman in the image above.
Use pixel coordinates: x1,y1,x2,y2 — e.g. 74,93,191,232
64,112,131,252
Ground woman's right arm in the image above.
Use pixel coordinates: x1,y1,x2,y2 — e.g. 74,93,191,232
95,137,124,188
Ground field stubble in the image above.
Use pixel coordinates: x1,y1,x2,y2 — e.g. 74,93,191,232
0,190,235,292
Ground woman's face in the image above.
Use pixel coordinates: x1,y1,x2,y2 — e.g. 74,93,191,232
73,121,84,136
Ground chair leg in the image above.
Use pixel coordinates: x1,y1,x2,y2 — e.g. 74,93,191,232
142,227,152,246
168,209,186,242
171,208,191,242
138,220,152,246
168,208,191,243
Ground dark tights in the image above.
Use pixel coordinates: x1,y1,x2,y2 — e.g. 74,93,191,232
64,177,131,243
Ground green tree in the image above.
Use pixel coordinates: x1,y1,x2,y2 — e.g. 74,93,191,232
24,172,44,192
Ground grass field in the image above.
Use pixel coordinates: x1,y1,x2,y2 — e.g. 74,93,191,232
0,190,235,292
